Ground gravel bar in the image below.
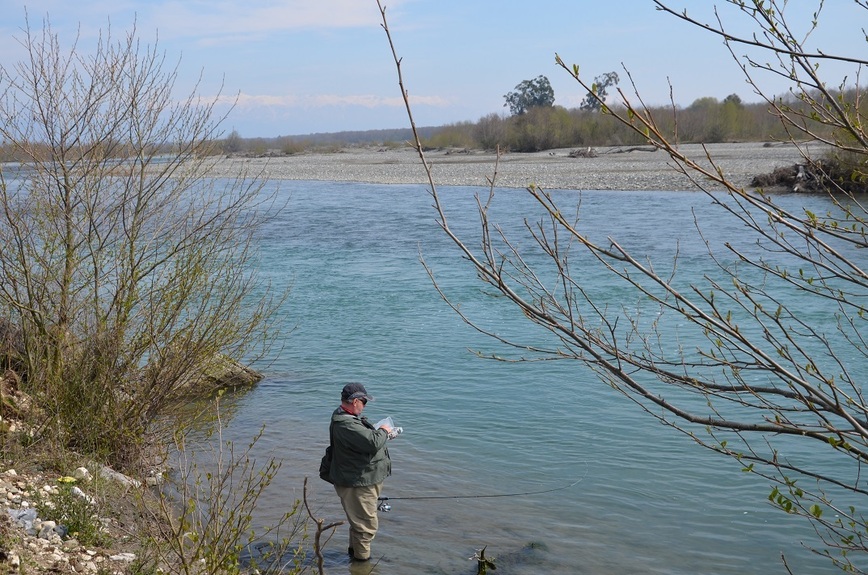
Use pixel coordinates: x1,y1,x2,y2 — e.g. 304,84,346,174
205,142,819,191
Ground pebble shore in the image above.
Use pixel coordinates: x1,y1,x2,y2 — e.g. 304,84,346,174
205,142,817,191
0,469,138,574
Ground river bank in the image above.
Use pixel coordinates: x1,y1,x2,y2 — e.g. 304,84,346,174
206,141,819,191
0,467,143,574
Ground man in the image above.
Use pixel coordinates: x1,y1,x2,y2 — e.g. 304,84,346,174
327,382,393,562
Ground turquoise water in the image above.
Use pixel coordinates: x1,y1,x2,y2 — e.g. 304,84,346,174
218,181,855,574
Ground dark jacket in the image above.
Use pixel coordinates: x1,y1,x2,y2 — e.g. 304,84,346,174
329,407,392,487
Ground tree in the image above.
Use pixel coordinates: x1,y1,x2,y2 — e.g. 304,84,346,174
0,17,283,469
474,113,508,150
223,129,245,154
504,105,573,152
503,75,555,116
723,93,743,107
379,0,868,571
579,71,620,111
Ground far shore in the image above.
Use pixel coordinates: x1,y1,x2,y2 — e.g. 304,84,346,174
205,141,819,192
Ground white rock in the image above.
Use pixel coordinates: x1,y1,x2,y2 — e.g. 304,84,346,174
73,467,93,482
38,521,57,540
71,486,94,504
97,465,141,488
145,473,164,486
109,552,136,562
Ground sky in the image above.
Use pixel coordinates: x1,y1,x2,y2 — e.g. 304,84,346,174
0,1,864,138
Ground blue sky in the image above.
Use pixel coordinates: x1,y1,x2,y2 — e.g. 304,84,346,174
1,1,863,137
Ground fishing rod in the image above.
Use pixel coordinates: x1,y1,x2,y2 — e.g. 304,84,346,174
377,473,587,512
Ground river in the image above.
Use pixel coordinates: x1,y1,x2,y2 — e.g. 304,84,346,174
212,180,856,575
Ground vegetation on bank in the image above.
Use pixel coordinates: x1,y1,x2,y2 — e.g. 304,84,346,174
0,16,304,575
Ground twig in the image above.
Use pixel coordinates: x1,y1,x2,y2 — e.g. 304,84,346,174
303,477,344,575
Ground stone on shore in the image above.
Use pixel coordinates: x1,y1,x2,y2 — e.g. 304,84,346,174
203,141,819,192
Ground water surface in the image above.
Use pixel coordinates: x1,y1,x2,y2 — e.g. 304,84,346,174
217,181,853,574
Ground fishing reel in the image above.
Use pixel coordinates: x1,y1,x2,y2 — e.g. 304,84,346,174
377,498,392,512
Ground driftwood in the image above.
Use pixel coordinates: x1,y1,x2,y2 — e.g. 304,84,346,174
609,146,658,154
750,160,865,193
568,147,598,158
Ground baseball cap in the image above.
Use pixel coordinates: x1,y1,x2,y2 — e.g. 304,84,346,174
341,382,374,402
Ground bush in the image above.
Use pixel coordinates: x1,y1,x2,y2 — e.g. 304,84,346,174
0,19,283,471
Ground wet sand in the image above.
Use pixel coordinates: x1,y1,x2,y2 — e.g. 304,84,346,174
207,141,818,191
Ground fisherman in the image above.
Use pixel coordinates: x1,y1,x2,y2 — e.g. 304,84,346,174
327,382,393,562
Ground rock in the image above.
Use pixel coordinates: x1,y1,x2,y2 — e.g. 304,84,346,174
0,470,140,574
200,354,263,391
72,467,92,483
109,552,136,562
36,520,57,539
172,353,264,399
145,473,164,487
8,507,37,533
71,486,94,504
96,465,141,488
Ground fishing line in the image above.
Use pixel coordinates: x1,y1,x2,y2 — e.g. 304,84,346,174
377,467,588,512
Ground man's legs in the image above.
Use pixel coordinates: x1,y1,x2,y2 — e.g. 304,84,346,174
335,483,383,560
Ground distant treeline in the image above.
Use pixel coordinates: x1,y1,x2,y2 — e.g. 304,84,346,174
221,90,862,156
1,90,862,162
421,91,863,153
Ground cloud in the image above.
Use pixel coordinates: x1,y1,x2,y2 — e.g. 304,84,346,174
147,0,408,43
2,0,410,45
220,92,450,110
309,94,449,108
